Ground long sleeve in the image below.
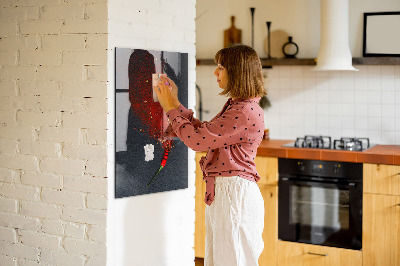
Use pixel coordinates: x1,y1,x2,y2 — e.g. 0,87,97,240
175,104,203,127
162,104,202,138
169,97,264,206
165,105,249,152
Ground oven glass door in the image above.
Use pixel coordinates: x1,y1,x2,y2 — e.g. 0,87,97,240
278,177,362,250
292,184,349,238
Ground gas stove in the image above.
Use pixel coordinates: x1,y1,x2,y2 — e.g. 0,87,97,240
283,135,373,151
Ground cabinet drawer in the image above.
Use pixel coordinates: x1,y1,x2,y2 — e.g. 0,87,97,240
364,164,400,196
277,241,362,266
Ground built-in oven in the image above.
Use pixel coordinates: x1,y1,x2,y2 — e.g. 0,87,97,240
278,158,363,250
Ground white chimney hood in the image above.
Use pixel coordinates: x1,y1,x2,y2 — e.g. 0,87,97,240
314,0,358,71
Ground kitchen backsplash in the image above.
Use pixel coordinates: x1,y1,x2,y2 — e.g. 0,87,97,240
196,65,400,145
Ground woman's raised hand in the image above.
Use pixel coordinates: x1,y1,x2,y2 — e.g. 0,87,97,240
163,76,180,109
153,76,175,113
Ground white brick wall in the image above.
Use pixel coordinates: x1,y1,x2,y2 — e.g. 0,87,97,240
1,0,198,264
0,0,108,265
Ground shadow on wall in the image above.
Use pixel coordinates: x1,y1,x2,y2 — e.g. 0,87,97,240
121,196,168,265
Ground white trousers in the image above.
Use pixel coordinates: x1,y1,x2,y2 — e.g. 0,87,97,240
205,176,265,266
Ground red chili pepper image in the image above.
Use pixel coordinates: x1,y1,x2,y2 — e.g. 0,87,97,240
147,139,173,187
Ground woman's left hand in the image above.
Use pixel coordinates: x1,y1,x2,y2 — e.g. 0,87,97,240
153,76,175,113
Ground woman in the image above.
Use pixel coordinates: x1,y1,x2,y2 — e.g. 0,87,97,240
154,44,266,266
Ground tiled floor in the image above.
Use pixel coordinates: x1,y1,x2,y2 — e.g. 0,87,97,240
195,257,204,266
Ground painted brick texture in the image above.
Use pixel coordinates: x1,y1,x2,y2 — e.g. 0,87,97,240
0,0,108,265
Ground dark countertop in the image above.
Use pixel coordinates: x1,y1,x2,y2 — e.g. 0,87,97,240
256,139,400,165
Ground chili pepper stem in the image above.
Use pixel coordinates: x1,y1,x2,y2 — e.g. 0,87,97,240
147,166,164,187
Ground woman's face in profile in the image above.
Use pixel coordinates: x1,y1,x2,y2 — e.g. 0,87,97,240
214,64,228,90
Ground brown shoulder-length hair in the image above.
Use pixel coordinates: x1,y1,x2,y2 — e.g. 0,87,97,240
214,44,266,99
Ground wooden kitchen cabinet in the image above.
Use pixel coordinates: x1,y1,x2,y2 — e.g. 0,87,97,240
195,152,207,258
276,241,362,266
256,156,278,266
363,193,400,266
363,164,400,266
255,156,278,186
258,184,278,266
364,163,400,196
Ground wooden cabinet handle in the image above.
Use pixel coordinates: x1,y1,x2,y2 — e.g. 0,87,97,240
307,252,328,256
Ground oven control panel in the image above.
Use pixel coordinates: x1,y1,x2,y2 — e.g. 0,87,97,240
280,158,362,180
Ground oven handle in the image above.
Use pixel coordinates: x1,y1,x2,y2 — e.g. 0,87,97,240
280,177,357,189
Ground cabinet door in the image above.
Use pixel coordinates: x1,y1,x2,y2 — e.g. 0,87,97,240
259,185,278,266
277,241,362,266
195,152,207,258
255,156,278,186
364,164,400,196
363,193,400,266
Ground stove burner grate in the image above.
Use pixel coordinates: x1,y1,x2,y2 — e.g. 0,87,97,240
289,136,371,151
295,135,332,149
333,137,370,151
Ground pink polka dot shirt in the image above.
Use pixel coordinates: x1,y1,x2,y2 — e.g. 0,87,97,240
163,97,265,205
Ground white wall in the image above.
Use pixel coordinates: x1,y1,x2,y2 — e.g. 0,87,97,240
196,0,319,59
197,0,400,58
265,65,400,144
107,1,197,266
196,0,400,145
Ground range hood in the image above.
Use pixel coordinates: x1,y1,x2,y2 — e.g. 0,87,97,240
314,0,358,71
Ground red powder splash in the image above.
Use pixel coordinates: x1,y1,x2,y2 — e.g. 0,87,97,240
128,50,162,139
128,50,175,149
159,138,173,152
